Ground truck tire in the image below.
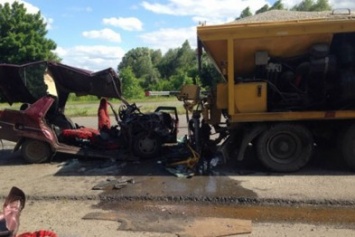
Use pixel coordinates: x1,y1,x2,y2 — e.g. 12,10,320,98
21,139,52,163
340,124,355,170
256,123,313,172
133,132,161,159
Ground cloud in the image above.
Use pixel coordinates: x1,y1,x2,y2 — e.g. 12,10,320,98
10,0,355,72
139,27,196,53
45,17,54,30
141,0,270,24
82,28,122,43
139,0,355,56
282,0,355,9
54,45,125,71
103,17,143,31
329,0,355,9
67,6,93,13
142,0,355,25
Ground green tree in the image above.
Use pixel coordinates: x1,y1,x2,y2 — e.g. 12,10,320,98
118,47,160,90
292,0,315,11
150,49,162,66
157,40,197,81
255,4,269,14
239,7,252,19
176,41,195,66
0,2,58,64
199,53,224,89
170,69,194,90
119,67,144,99
175,40,197,79
292,0,331,11
270,0,285,10
237,1,284,20
157,48,179,79
153,79,173,91
153,69,193,91
118,41,198,95
118,47,155,78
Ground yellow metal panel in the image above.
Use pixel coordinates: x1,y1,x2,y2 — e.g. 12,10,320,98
197,19,355,42
216,82,268,112
202,40,227,76
230,110,355,123
197,17,355,76
216,83,228,109
234,82,267,113
227,38,235,116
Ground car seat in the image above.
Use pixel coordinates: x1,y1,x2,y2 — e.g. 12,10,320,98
98,97,111,132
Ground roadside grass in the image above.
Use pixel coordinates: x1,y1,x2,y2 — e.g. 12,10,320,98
0,96,186,117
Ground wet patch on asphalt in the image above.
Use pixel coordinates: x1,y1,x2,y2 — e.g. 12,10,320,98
90,157,258,201
95,200,355,225
86,200,355,234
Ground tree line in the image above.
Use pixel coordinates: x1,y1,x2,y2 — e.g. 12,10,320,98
0,0,332,100
118,0,332,98
239,0,331,19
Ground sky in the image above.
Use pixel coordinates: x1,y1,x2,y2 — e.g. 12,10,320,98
1,0,355,71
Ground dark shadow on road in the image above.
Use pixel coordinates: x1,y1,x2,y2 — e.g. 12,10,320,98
52,144,354,177
0,150,27,166
1,145,353,177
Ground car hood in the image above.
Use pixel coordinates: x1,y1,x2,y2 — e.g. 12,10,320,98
0,61,123,105
0,62,37,104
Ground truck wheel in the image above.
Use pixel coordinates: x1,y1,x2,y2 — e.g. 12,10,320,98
256,124,313,172
133,132,162,159
21,139,52,163
340,124,355,170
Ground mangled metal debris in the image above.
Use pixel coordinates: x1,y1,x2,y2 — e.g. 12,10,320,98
0,61,178,164
92,177,135,191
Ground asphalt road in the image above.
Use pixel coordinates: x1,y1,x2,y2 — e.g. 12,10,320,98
1,116,355,236
2,115,355,204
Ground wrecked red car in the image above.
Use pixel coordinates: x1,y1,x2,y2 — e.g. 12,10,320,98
0,61,178,163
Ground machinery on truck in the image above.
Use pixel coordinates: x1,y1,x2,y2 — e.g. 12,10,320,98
181,9,355,172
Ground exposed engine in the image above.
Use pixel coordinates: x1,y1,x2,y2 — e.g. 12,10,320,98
251,33,355,111
118,103,177,142
56,101,178,159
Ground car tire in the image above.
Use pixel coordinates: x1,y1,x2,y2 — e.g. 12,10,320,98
21,139,53,163
133,132,162,159
256,123,313,172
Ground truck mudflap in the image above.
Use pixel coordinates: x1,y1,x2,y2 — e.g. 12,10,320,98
219,124,268,162
339,123,355,170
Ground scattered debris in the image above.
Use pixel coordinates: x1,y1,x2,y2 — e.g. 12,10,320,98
58,159,125,175
165,166,195,178
162,139,222,178
92,177,135,191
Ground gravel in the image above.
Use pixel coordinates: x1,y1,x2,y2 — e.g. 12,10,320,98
230,9,355,24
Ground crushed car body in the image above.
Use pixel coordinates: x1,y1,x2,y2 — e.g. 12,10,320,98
0,61,178,163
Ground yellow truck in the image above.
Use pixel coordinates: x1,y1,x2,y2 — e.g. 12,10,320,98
182,10,355,172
